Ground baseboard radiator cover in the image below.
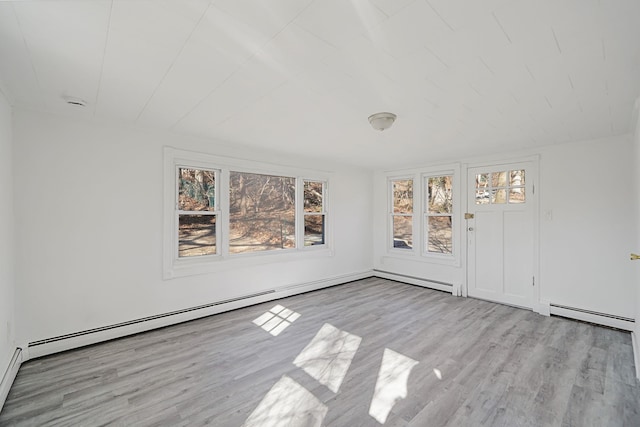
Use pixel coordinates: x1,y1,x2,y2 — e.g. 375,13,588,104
25,270,372,360
0,347,23,411
373,269,454,294
549,303,635,331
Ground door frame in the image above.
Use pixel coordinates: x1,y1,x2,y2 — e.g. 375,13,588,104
464,155,542,313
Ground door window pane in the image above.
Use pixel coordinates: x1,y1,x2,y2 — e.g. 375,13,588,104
491,189,507,204
491,171,507,187
476,173,489,188
509,188,525,204
476,190,490,204
510,170,525,186
179,215,216,257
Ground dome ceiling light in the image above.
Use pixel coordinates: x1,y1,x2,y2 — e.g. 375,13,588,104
368,112,397,131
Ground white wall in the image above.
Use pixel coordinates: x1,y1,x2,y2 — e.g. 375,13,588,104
373,134,636,319
0,91,15,376
13,109,373,346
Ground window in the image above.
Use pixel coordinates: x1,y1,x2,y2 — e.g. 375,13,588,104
164,148,331,278
425,175,453,254
475,169,525,204
177,168,219,258
390,179,413,250
229,172,296,254
303,180,326,246
384,164,460,265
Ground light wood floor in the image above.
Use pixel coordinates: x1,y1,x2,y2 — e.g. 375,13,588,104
1,278,639,426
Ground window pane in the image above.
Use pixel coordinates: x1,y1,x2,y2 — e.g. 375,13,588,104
427,216,452,254
304,215,325,246
179,215,216,257
476,173,489,188
491,189,507,204
509,187,526,203
304,181,323,213
178,168,215,211
392,180,413,213
229,172,296,254
427,176,452,213
491,171,507,187
510,170,525,187
393,216,413,249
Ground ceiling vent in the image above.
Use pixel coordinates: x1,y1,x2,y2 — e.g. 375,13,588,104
63,96,87,107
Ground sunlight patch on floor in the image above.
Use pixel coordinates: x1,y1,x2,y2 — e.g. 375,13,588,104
369,348,419,424
293,323,362,393
433,368,442,380
253,305,301,336
242,375,327,427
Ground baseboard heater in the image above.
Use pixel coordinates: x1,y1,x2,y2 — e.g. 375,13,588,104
28,289,275,347
550,303,635,331
373,269,454,294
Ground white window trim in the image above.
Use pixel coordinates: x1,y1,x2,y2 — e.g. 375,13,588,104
300,179,329,250
388,175,416,255
385,164,461,267
164,147,333,279
421,167,460,266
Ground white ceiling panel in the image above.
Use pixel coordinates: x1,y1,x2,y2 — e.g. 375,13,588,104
0,0,638,168
174,54,289,136
368,0,416,18
94,0,209,123
367,0,454,59
213,0,314,41
295,0,388,48
0,3,43,108
11,0,111,112
136,4,264,129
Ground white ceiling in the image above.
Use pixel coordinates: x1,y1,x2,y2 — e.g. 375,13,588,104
1,0,639,168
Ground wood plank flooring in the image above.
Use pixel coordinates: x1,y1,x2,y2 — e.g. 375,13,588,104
1,278,639,426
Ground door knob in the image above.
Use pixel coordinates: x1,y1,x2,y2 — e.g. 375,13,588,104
631,253,640,260
468,227,474,231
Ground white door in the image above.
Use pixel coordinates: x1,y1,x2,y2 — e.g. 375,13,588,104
467,161,536,309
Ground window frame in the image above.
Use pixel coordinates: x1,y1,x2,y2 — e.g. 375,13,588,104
164,147,332,279
176,166,220,259
385,164,461,266
227,169,298,257
388,176,415,254
301,179,328,249
422,171,456,261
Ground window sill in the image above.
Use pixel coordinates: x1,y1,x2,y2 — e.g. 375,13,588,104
164,247,334,279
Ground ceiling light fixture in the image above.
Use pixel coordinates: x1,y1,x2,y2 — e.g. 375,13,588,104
368,112,397,131
63,96,87,107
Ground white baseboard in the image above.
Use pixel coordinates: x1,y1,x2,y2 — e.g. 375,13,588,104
0,348,22,411
632,332,640,380
25,270,373,361
534,300,551,316
373,270,454,294
549,305,635,331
